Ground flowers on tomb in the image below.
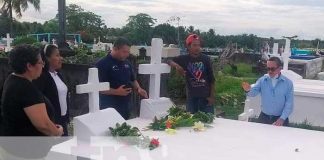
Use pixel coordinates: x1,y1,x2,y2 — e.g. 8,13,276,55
148,106,215,131
192,121,206,132
149,138,160,150
165,128,177,135
109,122,160,150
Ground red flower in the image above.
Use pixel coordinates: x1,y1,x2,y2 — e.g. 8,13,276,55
166,120,172,129
150,138,159,146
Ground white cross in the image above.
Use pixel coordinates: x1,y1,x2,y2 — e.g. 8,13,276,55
273,43,279,56
52,38,56,44
282,38,291,71
2,33,13,52
76,68,110,113
138,38,171,99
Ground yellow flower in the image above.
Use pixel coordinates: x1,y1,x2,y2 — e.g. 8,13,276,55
192,121,206,131
165,128,177,135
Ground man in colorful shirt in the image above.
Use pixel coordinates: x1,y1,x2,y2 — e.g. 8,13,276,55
167,34,215,114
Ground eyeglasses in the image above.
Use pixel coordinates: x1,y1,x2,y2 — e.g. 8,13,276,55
267,67,278,72
36,61,45,66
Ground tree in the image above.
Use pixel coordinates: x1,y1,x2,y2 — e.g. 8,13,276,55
65,4,107,42
312,38,321,48
125,13,156,45
0,12,10,36
0,0,40,35
152,23,177,44
43,19,59,33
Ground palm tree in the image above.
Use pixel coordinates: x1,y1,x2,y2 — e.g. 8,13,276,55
0,0,40,35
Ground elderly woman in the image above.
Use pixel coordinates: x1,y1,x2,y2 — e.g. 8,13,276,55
1,44,63,136
33,44,70,136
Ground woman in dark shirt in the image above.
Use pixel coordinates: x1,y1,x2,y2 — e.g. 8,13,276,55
33,44,70,136
0,45,63,136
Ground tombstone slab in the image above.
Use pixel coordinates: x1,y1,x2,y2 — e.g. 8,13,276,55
74,68,125,141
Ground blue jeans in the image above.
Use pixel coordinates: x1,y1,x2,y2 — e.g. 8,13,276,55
186,97,215,114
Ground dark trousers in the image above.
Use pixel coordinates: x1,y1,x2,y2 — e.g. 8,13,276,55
100,95,131,120
186,97,215,114
258,112,289,126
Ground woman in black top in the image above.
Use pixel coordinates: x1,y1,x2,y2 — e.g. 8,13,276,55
33,44,70,136
0,45,64,136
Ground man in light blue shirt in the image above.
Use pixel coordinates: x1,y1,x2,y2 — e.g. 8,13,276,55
242,57,294,126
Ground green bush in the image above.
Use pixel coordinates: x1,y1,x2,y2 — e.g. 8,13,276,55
0,51,7,58
12,36,37,46
63,48,107,64
215,75,258,120
167,68,186,99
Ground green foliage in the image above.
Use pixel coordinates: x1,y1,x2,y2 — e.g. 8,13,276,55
109,122,141,137
215,63,258,120
1,0,40,34
148,107,215,131
149,116,168,131
192,111,215,124
12,36,37,45
65,4,107,43
289,120,324,132
152,23,177,44
0,51,8,58
125,13,157,45
63,48,106,64
221,63,259,78
167,68,186,99
167,106,187,117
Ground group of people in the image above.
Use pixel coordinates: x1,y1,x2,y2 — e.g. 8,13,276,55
0,34,294,139
169,34,293,127
0,44,68,137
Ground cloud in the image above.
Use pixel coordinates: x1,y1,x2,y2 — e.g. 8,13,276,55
13,0,324,39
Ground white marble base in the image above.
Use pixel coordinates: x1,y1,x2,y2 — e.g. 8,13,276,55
73,108,125,141
139,98,173,120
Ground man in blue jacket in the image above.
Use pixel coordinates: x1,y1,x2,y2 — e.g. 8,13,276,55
242,57,294,126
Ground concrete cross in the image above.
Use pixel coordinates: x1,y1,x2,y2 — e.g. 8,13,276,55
76,68,110,113
2,33,13,52
138,38,171,99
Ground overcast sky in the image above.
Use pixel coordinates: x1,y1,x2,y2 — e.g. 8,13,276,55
12,0,324,40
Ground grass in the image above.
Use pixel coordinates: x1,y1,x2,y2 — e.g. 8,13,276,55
214,63,259,120
222,63,260,78
289,120,324,132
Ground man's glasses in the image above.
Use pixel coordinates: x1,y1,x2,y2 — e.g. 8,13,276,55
267,67,278,72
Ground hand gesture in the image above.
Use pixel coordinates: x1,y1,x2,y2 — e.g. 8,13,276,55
115,85,132,96
137,88,148,99
241,82,251,92
175,65,186,76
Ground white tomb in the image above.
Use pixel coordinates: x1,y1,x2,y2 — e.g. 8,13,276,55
73,68,125,141
2,33,13,52
48,118,324,160
47,39,324,160
91,37,113,52
138,38,173,119
240,38,324,126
